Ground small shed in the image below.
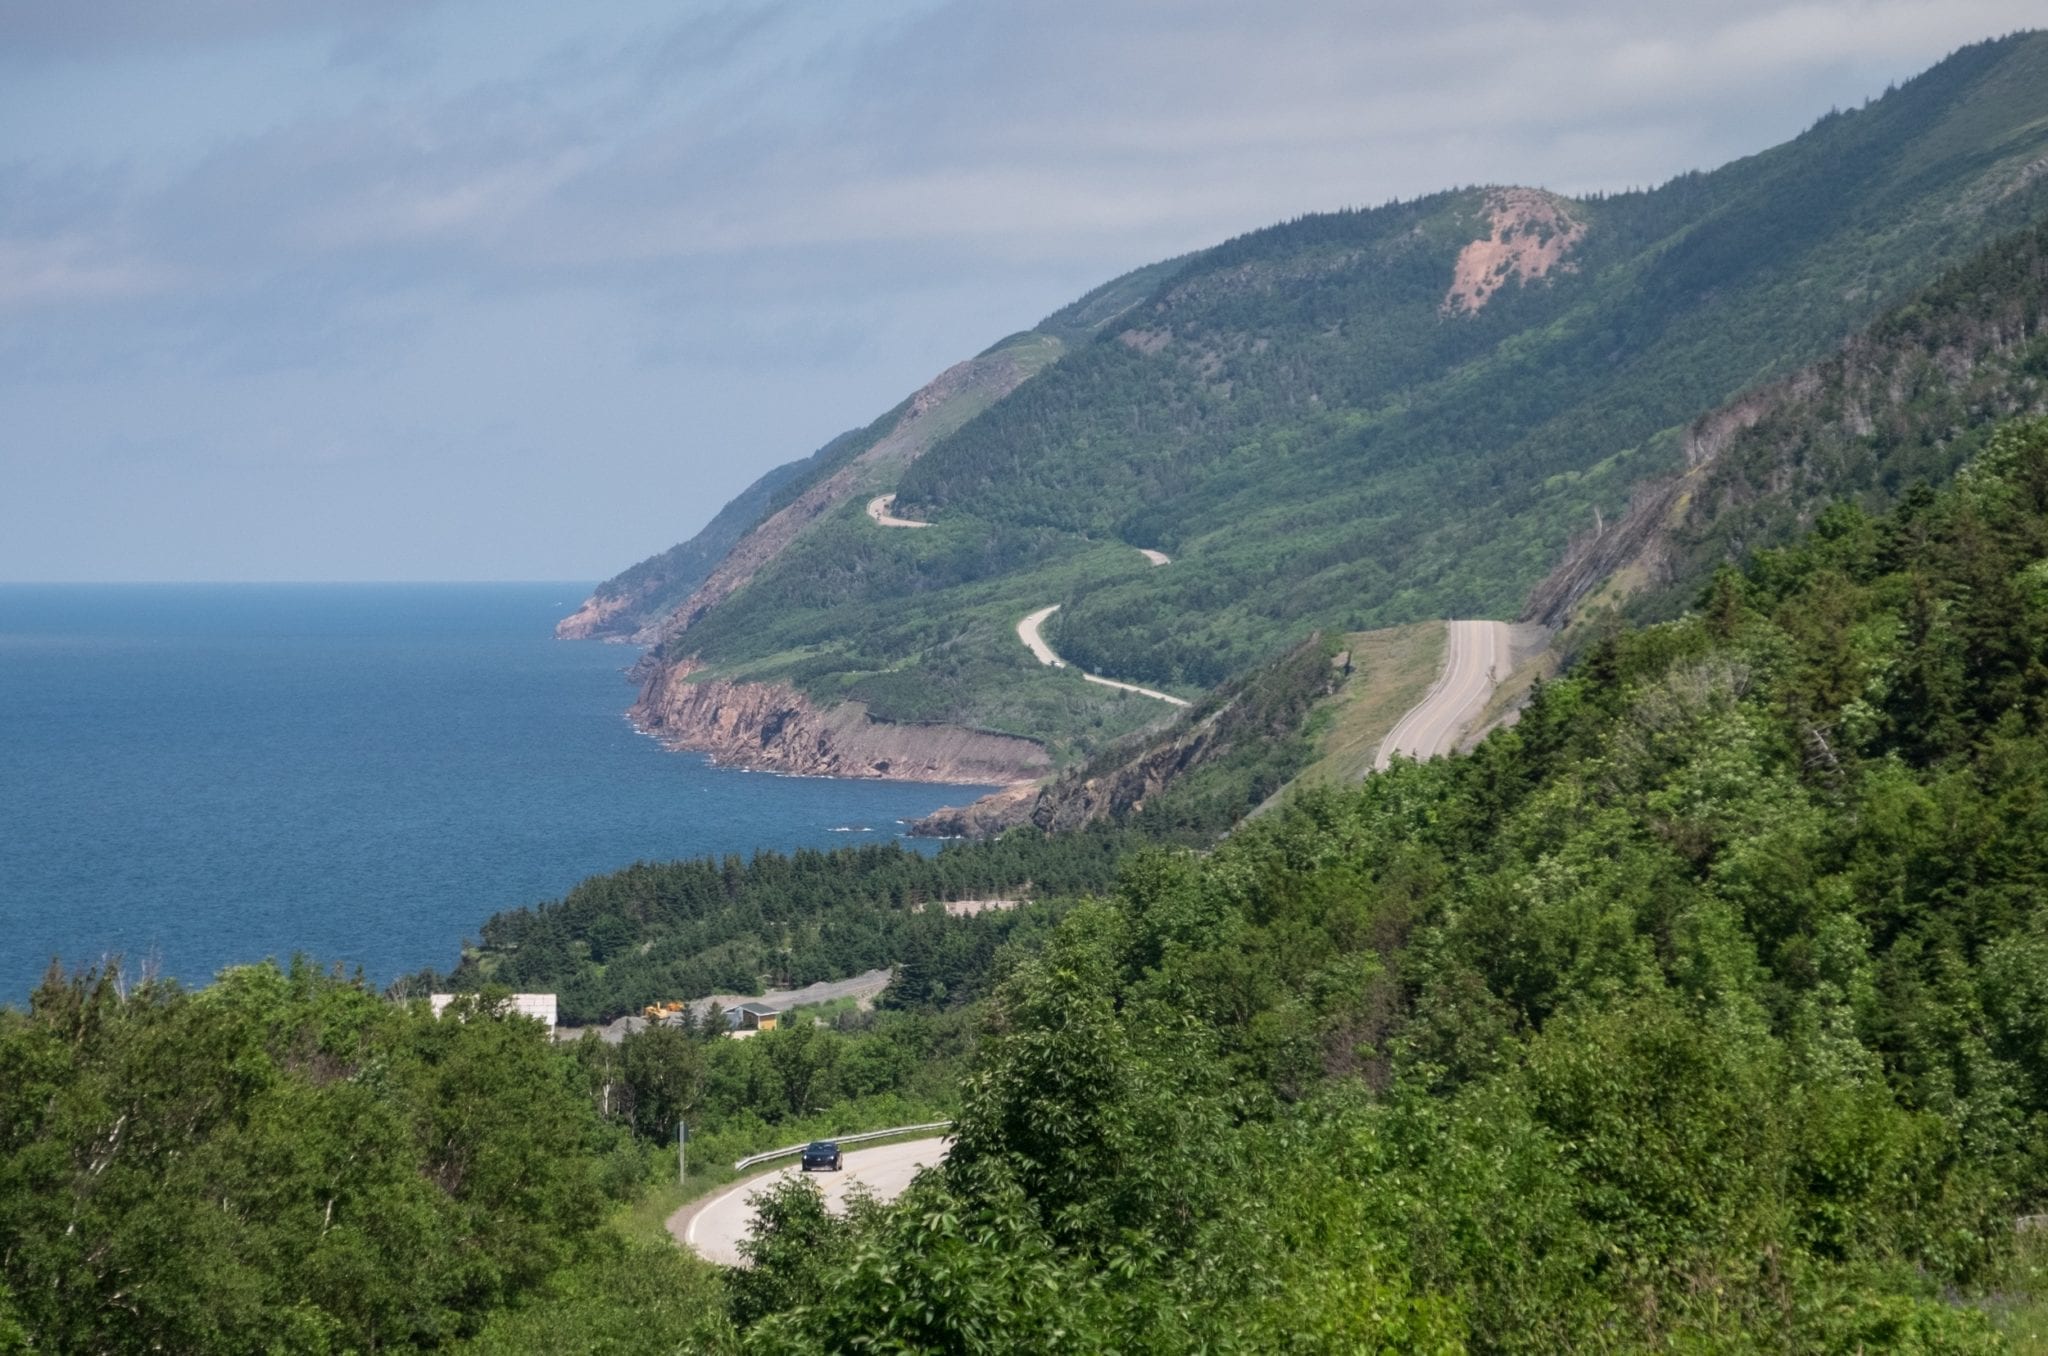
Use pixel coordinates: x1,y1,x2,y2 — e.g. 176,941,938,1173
725,1002,780,1033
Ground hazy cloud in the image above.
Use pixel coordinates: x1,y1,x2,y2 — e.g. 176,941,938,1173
2,0,2042,579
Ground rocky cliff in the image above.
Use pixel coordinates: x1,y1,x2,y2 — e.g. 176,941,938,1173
631,662,1049,785
556,592,639,641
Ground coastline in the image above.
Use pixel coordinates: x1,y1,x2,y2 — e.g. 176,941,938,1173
627,660,1050,787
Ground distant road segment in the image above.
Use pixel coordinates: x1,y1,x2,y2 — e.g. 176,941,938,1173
865,494,933,528
671,1136,949,1267
1375,620,1510,768
1016,604,1190,707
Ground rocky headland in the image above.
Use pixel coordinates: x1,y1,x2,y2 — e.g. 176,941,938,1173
630,661,1050,785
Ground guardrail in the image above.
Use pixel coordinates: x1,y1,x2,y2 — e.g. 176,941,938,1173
732,1120,954,1172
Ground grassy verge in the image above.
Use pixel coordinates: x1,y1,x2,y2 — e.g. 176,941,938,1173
1293,622,1447,786
1977,1236,2048,1354
780,994,863,1026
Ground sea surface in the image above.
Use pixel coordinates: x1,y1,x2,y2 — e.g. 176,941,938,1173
0,584,997,1004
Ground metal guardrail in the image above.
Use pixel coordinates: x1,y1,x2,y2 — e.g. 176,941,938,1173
732,1120,954,1172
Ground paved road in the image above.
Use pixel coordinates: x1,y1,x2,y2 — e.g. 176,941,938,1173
558,969,897,1044
1137,548,1170,566
1016,604,1190,707
671,1136,950,1266
865,494,932,528
687,968,893,1023
1375,620,1510,769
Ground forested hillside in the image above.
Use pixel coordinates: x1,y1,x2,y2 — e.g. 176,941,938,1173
555,426,865,641
617,33,2048,763
416,830,1128,1024
1532,212,2048,629
560,259,1180,645
733,418,2048,1351
19,417,2048,1352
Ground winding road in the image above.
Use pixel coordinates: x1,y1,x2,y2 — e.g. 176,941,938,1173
671,1136,950,1267
1374,620,1510,768
1017,604,1190,707
865,494,933,528
861,501,1510,740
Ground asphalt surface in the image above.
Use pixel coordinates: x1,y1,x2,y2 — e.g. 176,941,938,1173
670,1135,950,1267
557,969,896,1044
1375,619,1510,769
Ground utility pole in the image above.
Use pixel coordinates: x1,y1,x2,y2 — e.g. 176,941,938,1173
678,1120,687,1185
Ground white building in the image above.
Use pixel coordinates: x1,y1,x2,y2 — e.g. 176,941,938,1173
429,992,558,1034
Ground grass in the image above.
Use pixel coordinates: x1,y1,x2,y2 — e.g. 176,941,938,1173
1293,622,1448,786
779,994,862,1026
1986,1296,2048,1354
613,1168,725,1248
1977,1235,2048,1354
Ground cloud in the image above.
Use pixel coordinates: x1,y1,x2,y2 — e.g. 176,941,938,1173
4,0,2045,577
0,0,447,60
26,2,2044,297
0,235,174,308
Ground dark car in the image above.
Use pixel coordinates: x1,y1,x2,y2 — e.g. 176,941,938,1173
800,1140,843,1172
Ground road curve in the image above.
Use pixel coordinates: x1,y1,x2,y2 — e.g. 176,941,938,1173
1017,605,1065,666
1138,548,1170,566
1016,604,1190,707
670,1136,949,1266
1375,620,1510,769
866,494,933,528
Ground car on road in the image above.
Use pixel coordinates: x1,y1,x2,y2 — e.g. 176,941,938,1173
800,1140,843,1172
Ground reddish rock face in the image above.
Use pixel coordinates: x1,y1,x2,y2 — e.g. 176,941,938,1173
554,591,637,640
1442,188,1587,316
629,664,1049,785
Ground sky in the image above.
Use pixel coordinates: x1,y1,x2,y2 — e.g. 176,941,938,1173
3,1,2042,582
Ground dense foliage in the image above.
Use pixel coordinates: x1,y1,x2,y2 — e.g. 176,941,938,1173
732,420,2048,1351
1627,213,2048,622
0,963,625,1352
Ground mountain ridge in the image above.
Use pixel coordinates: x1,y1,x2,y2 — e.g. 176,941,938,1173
569,32,2048,780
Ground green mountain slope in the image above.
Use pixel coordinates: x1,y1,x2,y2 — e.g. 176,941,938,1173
559,260,1186,644
1530,212,2048,630
617,34,2048,765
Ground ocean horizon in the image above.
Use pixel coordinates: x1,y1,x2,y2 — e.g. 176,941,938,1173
0,583,997,1004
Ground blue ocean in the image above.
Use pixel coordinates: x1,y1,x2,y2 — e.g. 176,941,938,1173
0,584,995,1004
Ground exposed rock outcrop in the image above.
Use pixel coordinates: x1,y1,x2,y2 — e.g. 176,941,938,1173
555,592,638,641
909,702,1241,837
1443,188,1587,315
1520,389,1776,626
909,784,1042,837
631,664,1049,785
